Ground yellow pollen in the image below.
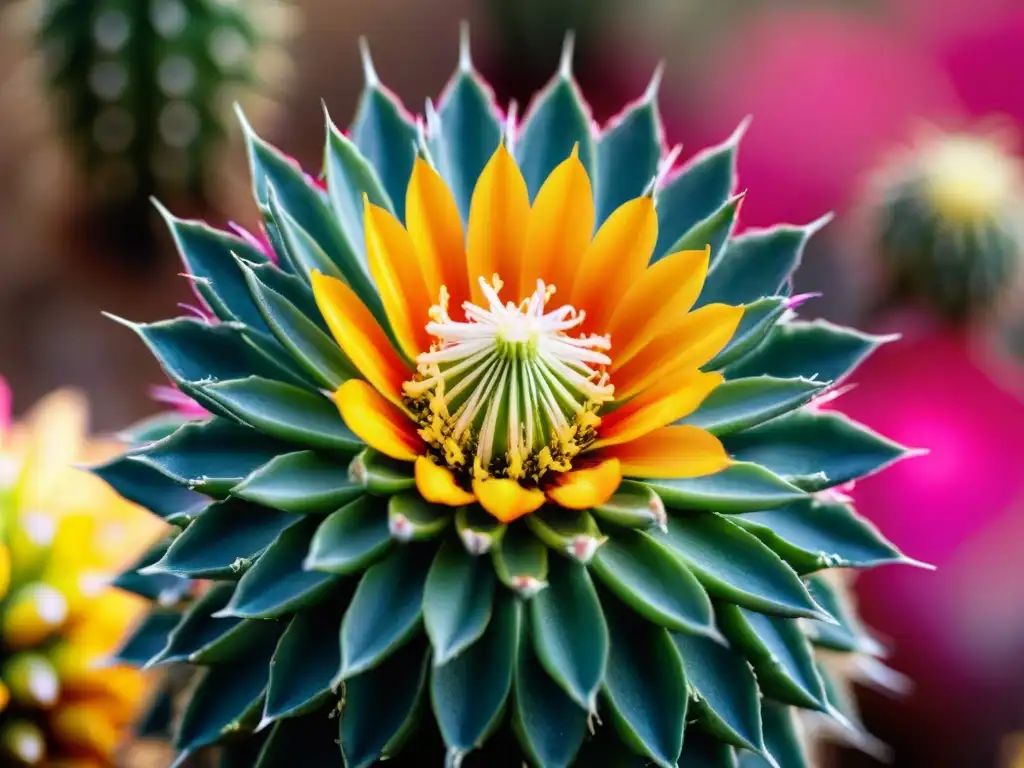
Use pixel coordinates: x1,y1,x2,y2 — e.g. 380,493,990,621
404,274,614,487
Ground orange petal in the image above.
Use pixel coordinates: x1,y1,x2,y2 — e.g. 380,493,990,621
606,246,710,369
615,303,744,399
519,147,595,301
406,157,471,316
545,459,622,510
333,380,422,461
595,426,731,479
415,457,475,506
467,144,530,305
364,199,434,360
594,371,723,449
571,196,657,335
311,270,411,406
0,682,8,713
472,477,546,523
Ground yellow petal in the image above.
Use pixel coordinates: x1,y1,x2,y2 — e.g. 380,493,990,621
51,702,120,756
17,388,88,510
615,303,744,399
0,682,8,713
2,584,68,650
333,380,422,461
0,545,10,602
364,199,434,359
406,157,471,315
311,270,411,406
595,426,731,478
415,457,475,506
519,147,595,301
594,371,723,449
472,477,545,523
545,459,622,510
571,196,657,334
606,246,710,369
467,144,530,305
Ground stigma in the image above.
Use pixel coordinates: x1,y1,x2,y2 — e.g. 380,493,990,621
403,276,614,484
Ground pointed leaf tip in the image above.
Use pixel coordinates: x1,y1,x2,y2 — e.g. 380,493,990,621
644,62,665,103
807,211,835,234
458,20,472,71
729,115,753,145
358,36,380,87
559,31,576,78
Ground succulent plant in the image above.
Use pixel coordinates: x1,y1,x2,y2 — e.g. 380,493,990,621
18,0,297,210
871,129,1024,321
100,32,923,767
0,379,164,766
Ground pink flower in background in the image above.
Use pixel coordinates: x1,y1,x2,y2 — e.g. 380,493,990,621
663,9,961,228
835,324,1024,675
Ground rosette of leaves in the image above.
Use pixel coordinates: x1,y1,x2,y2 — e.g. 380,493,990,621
871,130,1024,322
19,0,296,211
99,31,923,767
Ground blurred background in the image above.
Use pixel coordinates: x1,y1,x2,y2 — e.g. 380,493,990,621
2,0,1024,765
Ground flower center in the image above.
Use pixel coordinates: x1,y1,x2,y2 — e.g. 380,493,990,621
403,276,614,484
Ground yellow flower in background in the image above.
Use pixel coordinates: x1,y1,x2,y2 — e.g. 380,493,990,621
0,380,165,766
313,144,743,523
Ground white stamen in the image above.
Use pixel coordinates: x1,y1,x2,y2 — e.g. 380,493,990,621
407,276,614,479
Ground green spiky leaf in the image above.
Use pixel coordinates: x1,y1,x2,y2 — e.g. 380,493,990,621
726,320,893,383
176,646,276,751
306,496,392,574
129,418,291,497
673,631,764,753
340,640,428,768
516,69,594,200
734,497,909,573
722,410,910,490
512,611,588,767
423,537,496,665
530,558,607,712
146,500,297,579
699,220,826,307
324,109,394,258
350,52,418,221
222,516,341,618
656,513,824,619
264,599,346,722
337,546,432,679
681,376,825,436
595,83,661,224
492,523,549,597
430,52,503,223
601,592,688,768
667,193,743,266
388,491,452,542
707,297,787,371
240,260,358,389
644,462,806,513
431,592,520,761
591,528,715,637
653,124,742,262
232,451,361,515
92,455,205,523
718,605,827,711
200,377,362,453
112,610,181,666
